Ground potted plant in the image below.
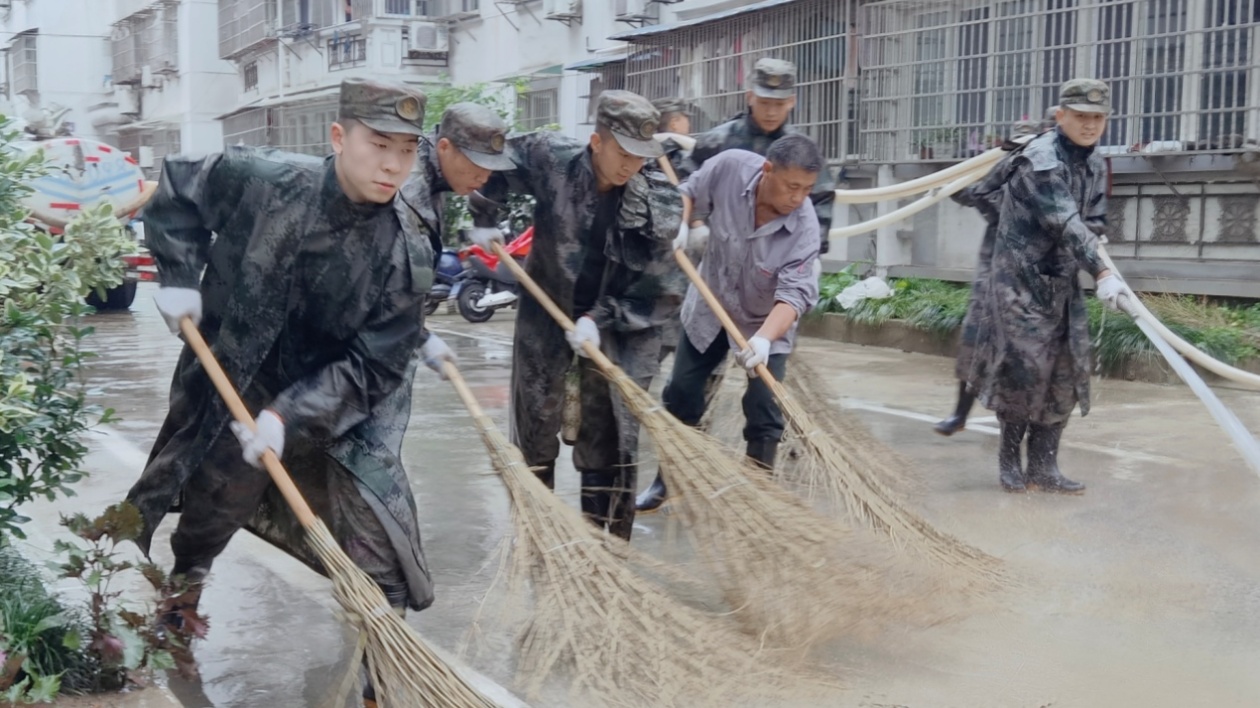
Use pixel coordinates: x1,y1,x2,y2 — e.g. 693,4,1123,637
928,128,959,159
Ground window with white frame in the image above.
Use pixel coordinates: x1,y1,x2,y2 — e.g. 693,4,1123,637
381,0,440,16
517,83,559,131
860,0,1260,161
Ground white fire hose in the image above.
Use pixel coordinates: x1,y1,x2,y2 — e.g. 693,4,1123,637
827,163,993,240
1119,294,1260,476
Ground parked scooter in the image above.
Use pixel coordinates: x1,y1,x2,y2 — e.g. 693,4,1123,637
425,247,465,316
454,225,533,323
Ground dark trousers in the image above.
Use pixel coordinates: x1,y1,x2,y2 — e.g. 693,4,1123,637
664,330,787,443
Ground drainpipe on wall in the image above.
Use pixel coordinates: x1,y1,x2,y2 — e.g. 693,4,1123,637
276,0,285,100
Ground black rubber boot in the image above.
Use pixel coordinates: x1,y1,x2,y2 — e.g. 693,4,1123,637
746,438,780,472
1026,424,1085,494
532,461,555,491
934,381,976,436
998,421,1028,492
581,469,635,540
635,473,668,513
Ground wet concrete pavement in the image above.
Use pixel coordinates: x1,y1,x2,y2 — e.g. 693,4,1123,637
60,283,1260,706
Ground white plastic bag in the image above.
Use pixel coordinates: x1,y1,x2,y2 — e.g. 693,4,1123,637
836,276,893,310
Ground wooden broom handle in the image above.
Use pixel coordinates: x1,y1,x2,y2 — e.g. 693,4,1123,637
179,317,318,528
656,156,779,389
441,361,485,419
489,242,622,374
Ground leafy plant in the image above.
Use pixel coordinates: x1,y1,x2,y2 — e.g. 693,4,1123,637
0,116,136,542
55,503,206,691
0,545,87,703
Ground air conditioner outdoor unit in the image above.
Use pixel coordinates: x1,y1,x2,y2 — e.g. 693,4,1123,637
113,85,139,115
140,65,164,88
543,0,580,20
138,146,155,168
408,21,449,55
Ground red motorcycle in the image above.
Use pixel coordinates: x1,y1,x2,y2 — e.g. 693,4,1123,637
454,225,533,323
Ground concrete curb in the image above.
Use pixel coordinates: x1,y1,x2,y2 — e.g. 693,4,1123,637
799,311,1260,386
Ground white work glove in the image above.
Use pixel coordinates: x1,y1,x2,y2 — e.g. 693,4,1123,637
230,410,285,469
565,316,601,358
469,226,504,251
420,333,456,379
153,287,202,335
735,335,771,377
1095,274,1132,313
672,222,710,253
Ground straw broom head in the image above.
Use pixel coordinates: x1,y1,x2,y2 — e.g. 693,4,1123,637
304,521,499,708
772,367,1004,581
464,408,839,707
604,368,958,649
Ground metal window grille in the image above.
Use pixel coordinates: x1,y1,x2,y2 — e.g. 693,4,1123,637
517,87,559,131
328,35,367,70
860,0,1260,162
223,107,270,147
112,20,140,84
10,31,36,96
381,0,440,16
621,0,1259,165
281,0,337,31
219,0,274,60
243,61,259,91
622,0,857,162
273,99,339,155
136,2,179,74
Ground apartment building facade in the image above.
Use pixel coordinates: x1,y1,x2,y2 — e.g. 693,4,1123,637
0,0,238,180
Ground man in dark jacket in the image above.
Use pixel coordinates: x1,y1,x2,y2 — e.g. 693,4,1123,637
965,79,1132,493
128,78,458,644
468,91,683,540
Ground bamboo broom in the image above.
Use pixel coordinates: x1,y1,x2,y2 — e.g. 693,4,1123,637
442,361,834,707
178,318,501,708
487,243,941,648
656,157,1000,579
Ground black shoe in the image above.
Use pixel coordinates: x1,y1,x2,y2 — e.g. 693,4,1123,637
533,461,555,491
1026,424,1085,494
998,421,1028,492
746,438,780,471
934,381,976,436
635,474,668,513
580,469,636,541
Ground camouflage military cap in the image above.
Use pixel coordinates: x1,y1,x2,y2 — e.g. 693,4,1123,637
651,97,690,116
596,90,663,159
1059,78,1111,114
339,77,427,136
748,58,796,99
439,102,513,171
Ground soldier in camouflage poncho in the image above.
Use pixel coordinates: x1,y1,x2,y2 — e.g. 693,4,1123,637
685,58,836,254
127,79,459,642
468,90,684,540
934,117,1048,437
965,79,1132,493
652,97,694,184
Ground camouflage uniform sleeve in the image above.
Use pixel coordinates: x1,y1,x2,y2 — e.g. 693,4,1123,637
588,170,685,332
1010,159,1106,277
683,127,726,174
143,149,250,288
268,236,425,440
468,131,558,228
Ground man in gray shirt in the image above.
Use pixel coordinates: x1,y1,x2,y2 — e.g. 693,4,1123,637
637,134,822,512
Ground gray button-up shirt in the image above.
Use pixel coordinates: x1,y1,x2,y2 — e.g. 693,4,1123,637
678,149,821,355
